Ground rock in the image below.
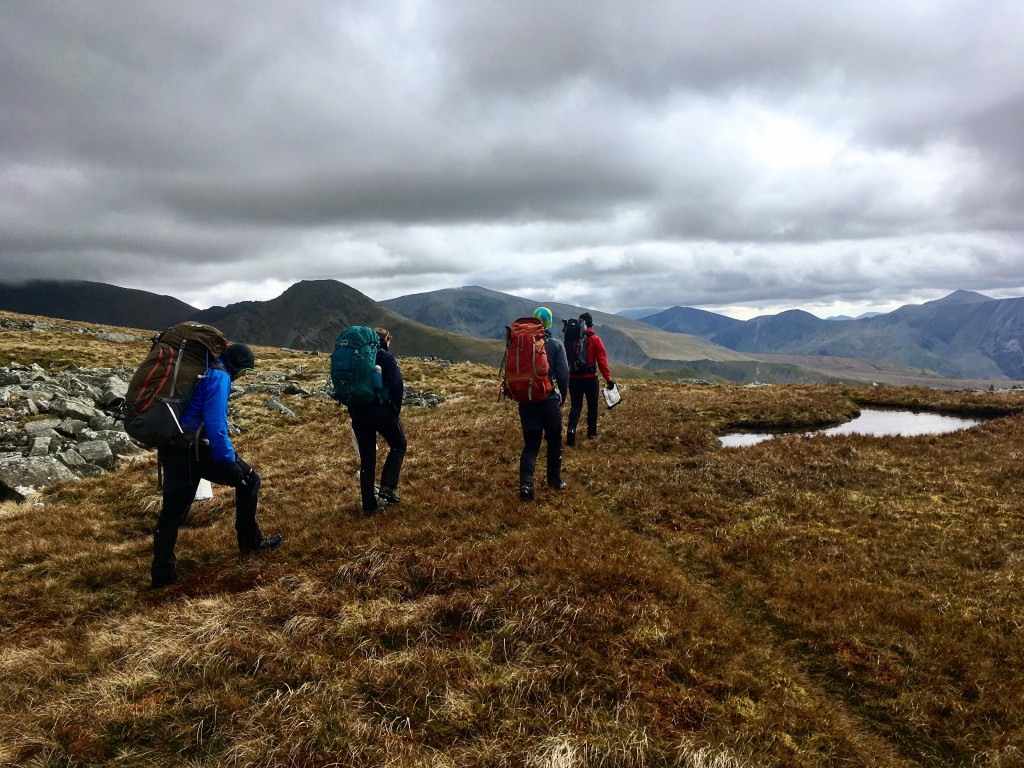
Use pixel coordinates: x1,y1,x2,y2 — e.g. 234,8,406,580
77,439,115,469
23,418,62,435
57,418,90,437
266,396,297,418
99,376,128,406
47,396,105,423
95,430,145,458
29,436,53,457
0,454,79,500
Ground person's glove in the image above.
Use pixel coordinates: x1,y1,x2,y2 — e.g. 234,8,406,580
606,380,616,390
224,459,251,486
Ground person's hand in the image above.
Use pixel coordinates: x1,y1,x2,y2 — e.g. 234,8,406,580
224,459,251,486
606,380,616,390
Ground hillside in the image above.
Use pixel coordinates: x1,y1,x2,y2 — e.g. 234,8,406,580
0,279,505,367
0,280,196,331
379,286,833,382
638,291,1024,380
3,279,1020,385
192,280,504,364
3,312,1024,765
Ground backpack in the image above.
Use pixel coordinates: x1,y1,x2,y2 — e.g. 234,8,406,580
563,318,596,375
499,317,553,403
122,322,229,448
331,326,386,406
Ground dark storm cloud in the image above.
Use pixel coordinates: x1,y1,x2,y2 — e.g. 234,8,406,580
1,1,1023,315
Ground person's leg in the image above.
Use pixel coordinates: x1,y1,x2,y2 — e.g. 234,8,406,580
152,447,199,586
352,419,380,513
518,403,542,498
540,398,565,488
197,449,266,551
566,377,585,445
584,377,600,437
377,415,407,503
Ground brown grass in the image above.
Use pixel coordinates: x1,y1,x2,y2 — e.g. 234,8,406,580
2,313,1024,766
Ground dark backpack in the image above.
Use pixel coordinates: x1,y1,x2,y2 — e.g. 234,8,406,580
499,317,553,403
331,326,386,406
122,322,229,448
563,318,596,374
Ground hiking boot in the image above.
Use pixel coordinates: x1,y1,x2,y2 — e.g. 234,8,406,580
150,571,178,589
566,430,576,447
378,486,400,505
587,431,598,439
548,481,567,490
519,485,535,501
241,534,284,555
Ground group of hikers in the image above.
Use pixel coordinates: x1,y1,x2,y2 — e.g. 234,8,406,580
145,308,613,590
511,307,615,500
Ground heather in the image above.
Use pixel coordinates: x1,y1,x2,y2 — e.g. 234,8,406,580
2,315,1024,766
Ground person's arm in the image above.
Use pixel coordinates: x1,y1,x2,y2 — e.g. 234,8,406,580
381,352,404,413
201,369,236,463
592,334,612,382
549,338,569,402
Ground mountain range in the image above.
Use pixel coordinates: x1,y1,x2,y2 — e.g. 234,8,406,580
636,289,1024,381
1,279,1022,385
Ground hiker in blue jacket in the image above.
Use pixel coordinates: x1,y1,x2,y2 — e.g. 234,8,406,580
151,343,283,588
348,327,406,516
517,307,570,500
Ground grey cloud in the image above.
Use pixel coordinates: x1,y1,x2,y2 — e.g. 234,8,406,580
1,1,1023,316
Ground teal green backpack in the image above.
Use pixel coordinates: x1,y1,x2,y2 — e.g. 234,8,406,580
330,326,385,406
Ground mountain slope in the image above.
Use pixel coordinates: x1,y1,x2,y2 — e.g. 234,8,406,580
193,280,503,362
0,279,504,365
381,286,752,368
636,291,1023,380
0,280,197,331
639,305,744,339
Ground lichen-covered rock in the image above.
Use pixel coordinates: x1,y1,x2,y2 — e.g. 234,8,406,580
0,453,79,500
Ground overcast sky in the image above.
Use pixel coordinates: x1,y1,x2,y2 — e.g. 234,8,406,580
2,1,1023,319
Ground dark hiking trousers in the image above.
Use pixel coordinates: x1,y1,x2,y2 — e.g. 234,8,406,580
568,376,600,438
352,414,407,512
153,444,262,584
518,396,563,489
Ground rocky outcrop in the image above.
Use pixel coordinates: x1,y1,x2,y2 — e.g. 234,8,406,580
0,362,143,500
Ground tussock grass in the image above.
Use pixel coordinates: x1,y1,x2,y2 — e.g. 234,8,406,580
2,315,1024,766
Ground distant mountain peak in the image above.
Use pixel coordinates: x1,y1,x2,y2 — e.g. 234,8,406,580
927,290,994,305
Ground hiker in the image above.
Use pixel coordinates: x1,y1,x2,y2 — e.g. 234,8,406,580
151,343,283,588
566,312,615,445
516,307,569,500
346,327,406,516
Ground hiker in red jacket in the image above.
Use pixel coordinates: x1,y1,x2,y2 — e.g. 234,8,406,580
566,312,615,446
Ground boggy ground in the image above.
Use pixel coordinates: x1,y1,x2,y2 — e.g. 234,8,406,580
2,315,1024,767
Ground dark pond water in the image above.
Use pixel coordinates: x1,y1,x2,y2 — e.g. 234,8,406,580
719,408,982,448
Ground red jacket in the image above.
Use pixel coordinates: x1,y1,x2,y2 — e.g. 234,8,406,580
570,327,612,381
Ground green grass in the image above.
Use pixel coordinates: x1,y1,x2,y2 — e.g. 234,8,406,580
2,311,1024,766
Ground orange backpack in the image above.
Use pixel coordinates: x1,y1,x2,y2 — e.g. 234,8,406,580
499,317,554,403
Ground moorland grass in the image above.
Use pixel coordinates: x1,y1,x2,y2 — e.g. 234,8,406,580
1,313,1024,766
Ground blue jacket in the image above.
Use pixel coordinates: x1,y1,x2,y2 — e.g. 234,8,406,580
179,367,236,463
348,348,404,422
